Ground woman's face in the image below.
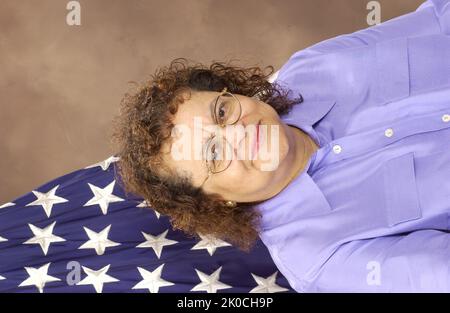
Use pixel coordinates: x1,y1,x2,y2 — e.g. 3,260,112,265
161,89,305,203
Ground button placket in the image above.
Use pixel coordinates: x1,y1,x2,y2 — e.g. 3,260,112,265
317,109,450,171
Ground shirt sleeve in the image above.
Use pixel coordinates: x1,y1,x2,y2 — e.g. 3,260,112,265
275,0,450,109
297,0,449,56
304,230,450,292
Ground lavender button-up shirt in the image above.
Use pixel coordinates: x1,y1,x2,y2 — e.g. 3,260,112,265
257,0,450,292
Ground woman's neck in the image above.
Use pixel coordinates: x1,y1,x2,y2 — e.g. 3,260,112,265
257,125,318,202
286,125,318,184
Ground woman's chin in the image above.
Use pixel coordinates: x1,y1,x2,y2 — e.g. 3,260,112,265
253,140,288,172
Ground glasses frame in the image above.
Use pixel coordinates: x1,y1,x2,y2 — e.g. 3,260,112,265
200,87,242,187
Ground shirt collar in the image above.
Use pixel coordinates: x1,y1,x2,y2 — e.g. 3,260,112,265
281,98,336,129
280,98,336,152
257,156,333,232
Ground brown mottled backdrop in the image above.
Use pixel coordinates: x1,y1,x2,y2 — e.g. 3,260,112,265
0,0,424,203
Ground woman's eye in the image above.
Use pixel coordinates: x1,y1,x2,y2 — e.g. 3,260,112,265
218,105,225,117
210,144,217,161
216,102,227,122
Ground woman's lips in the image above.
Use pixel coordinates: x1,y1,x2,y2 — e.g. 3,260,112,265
252,120,261,159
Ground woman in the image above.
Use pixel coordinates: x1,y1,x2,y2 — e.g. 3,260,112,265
112,0,450,292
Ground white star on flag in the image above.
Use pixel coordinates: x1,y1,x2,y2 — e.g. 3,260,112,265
76,264,119,293
83,180,124,215
78,225,120,255
137,200,161,218
18,263,61,293
191,266,232,293
0,274,5,280
191,233,232,256
0,202,15,209
84,155,120,171
249,272,289,293
25,185,68,218
136,229,178,258
0,236,7,242
23,221,66,255
132,264,174,293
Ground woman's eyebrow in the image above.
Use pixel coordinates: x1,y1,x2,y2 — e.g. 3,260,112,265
167,95,218,162
201,94,219,147
209,94,217,123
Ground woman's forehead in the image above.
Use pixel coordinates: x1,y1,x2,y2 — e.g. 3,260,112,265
174,91,218,124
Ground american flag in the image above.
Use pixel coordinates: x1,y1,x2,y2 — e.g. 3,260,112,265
0,155,293,293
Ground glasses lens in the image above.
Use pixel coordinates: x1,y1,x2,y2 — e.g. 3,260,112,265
205,135,232,173
214,93,241,126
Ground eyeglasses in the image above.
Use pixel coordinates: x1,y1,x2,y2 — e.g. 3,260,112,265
200,87,242,187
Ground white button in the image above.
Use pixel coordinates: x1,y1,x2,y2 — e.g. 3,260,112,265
384,128,394,137
442,114,450,123
332,144,342,154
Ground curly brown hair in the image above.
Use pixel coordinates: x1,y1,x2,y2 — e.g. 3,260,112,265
110,57,303,252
